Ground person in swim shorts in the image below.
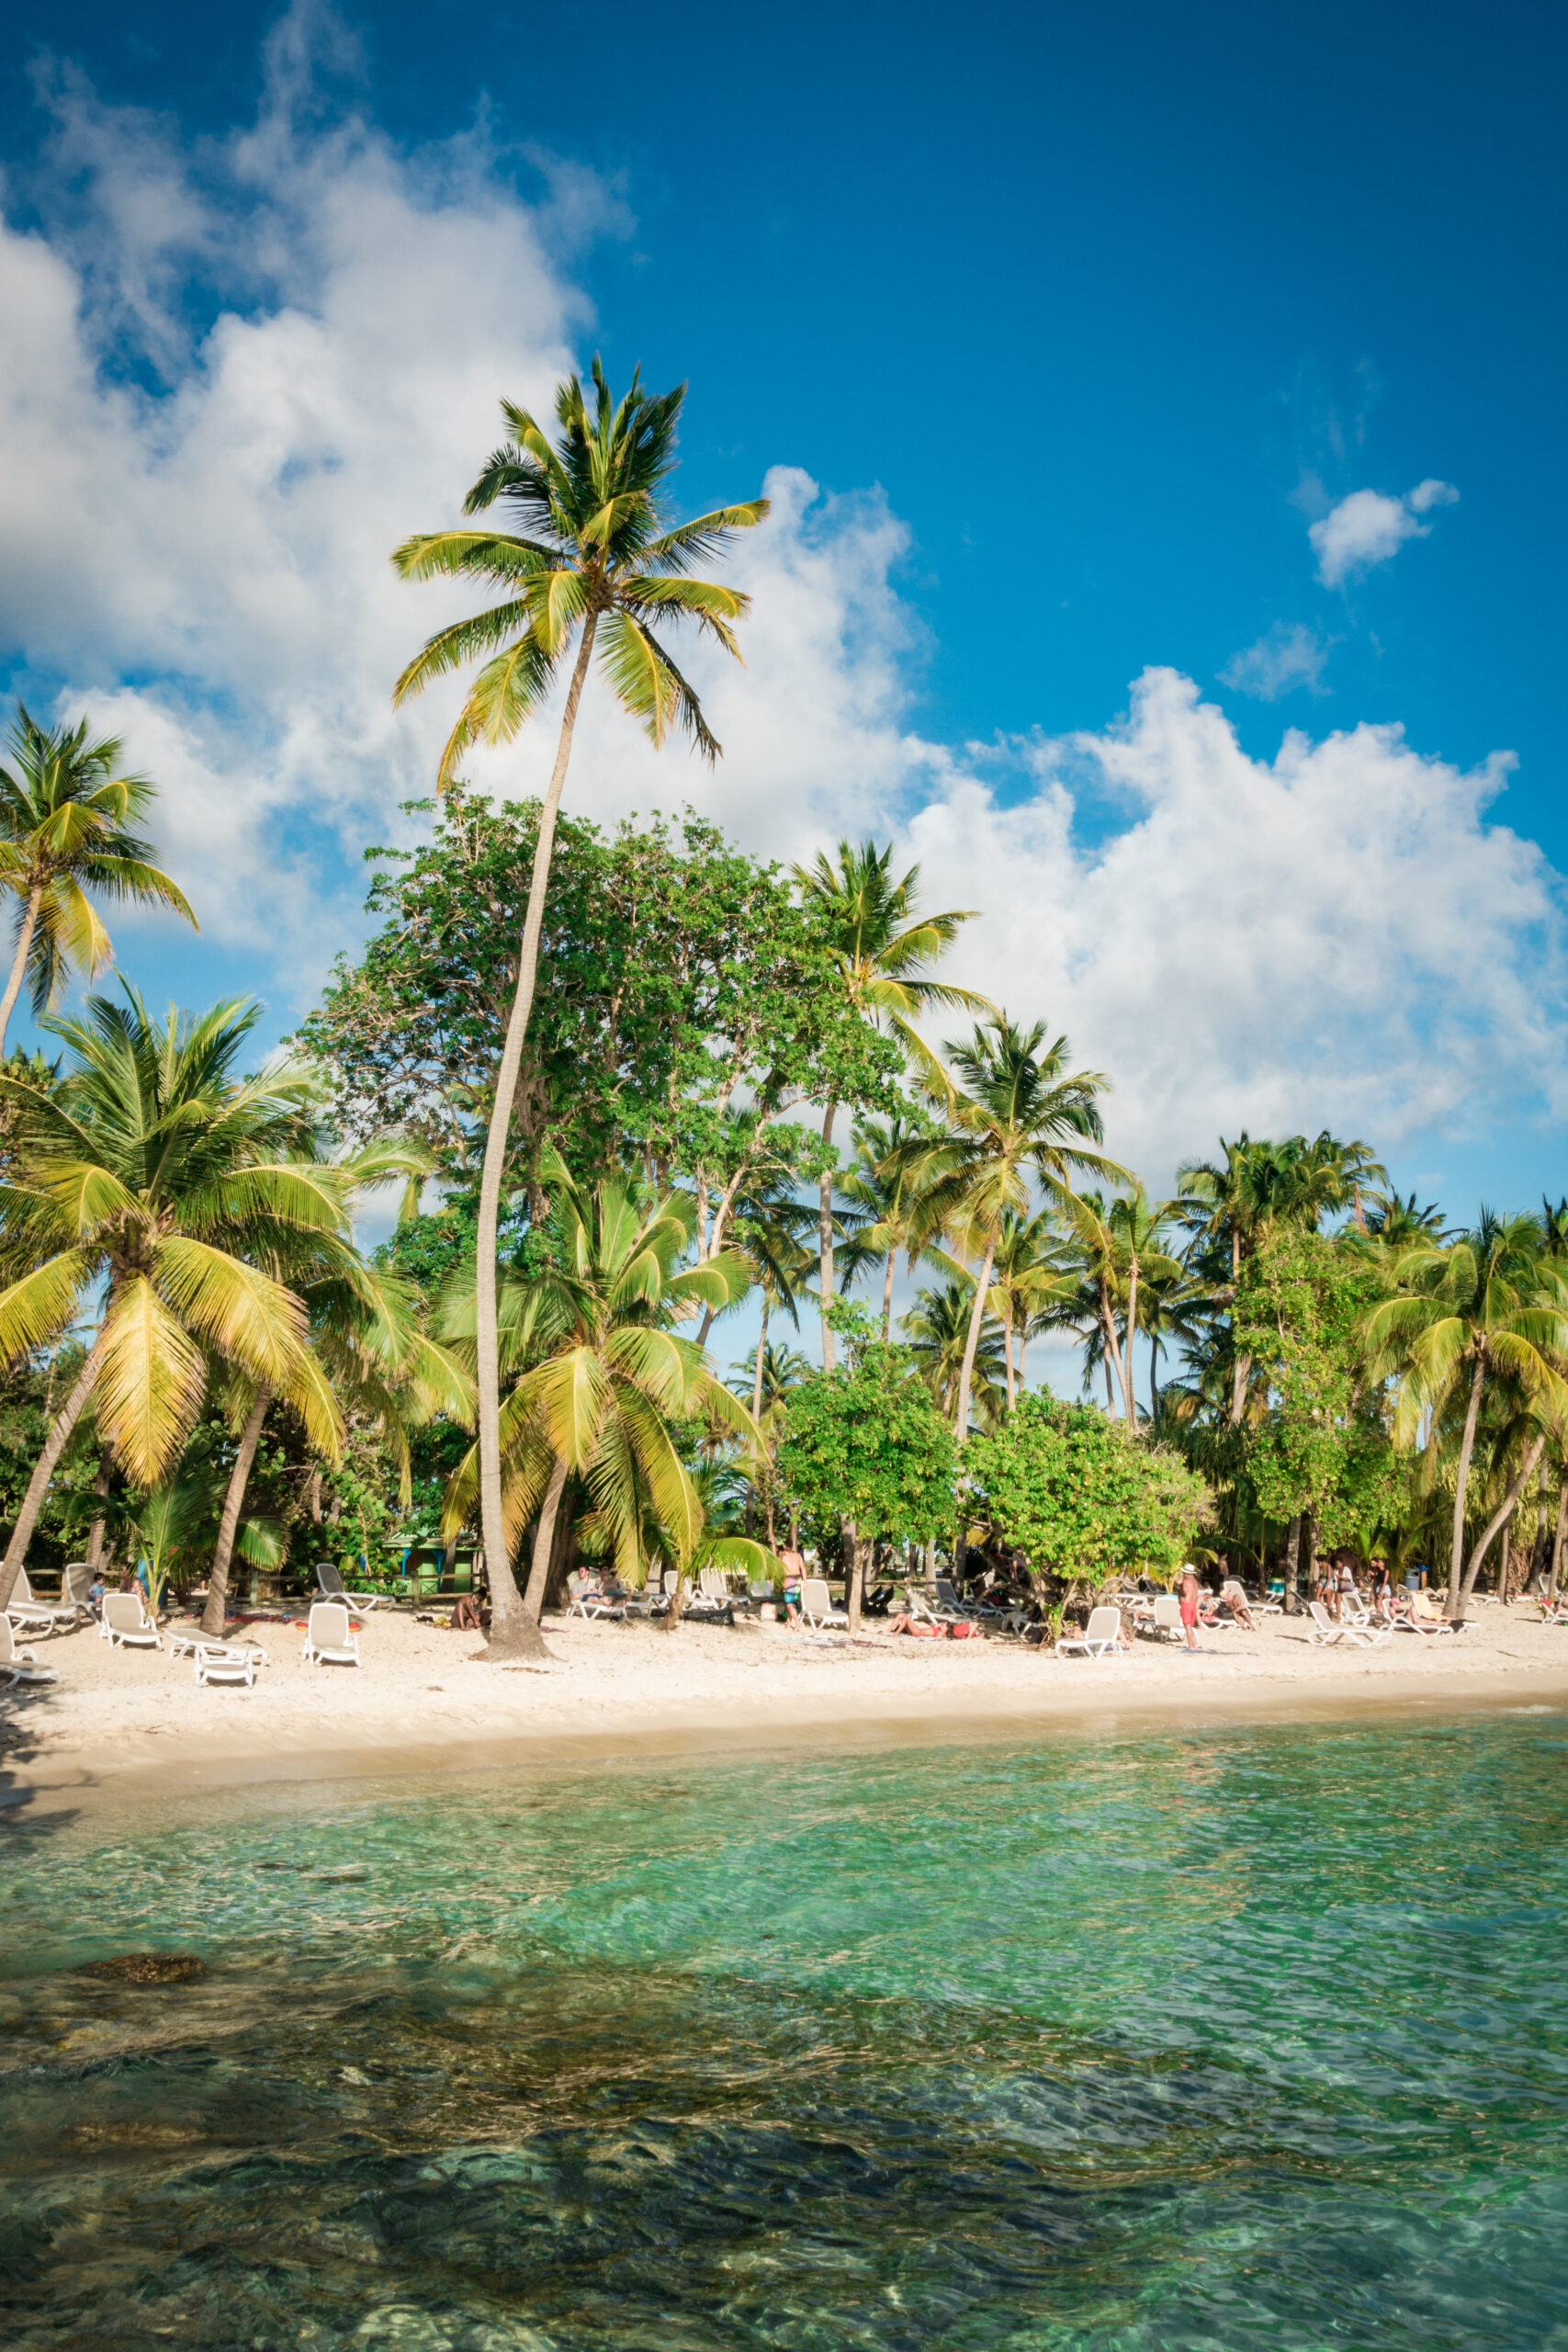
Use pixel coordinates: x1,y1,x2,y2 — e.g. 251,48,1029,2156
1179,1563,1201,1650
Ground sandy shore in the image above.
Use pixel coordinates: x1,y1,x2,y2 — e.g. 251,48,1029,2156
4,1599,1567,1815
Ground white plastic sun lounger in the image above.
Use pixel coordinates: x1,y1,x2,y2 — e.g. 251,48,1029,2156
6,1566,89,1635
568,1572,626,1621
1307,1600,1392,1648
192,1642,261,1687
315,1561,382,1611
0,1614,60,1686
799,1577,849,1630
1150,1593,1187,1643
1057,1604,1128,1659
302,1600,361,1667
99,1591,162,1649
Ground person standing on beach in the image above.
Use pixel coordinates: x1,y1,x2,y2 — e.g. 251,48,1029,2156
1179,1563,1201,1651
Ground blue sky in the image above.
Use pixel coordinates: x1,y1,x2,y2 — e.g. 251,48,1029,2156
0,0,1564,1241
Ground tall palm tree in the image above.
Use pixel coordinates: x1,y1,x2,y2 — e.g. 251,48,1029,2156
901,1279,1008,1433
0,991,355,1611
0,706,196,1055
904,1019,1127,1435
392,360,768,1657
836,1111,942,1340
1363,1211,1568,1615
440,1156,757,1645
793,841,992,1370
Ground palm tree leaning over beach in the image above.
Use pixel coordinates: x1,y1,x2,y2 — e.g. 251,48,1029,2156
0,992,363,1614
793,842,993,1372
0,706,196,1057
391,361,768,1657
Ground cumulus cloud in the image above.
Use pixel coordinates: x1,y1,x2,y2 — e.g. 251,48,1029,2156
1219,623,1331,701
0,6,1561,1202
1309,479,1459,587
902,671,1563,1180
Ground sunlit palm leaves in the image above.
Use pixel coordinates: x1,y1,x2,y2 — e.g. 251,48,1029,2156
0,706,196,1053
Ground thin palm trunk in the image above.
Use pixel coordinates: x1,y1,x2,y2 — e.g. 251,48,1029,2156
1003,1310,1016,1410
1099,1284,1131,1419
1551,1477,1568,1598
1123,1257,1139,1425
881,1249,896,1341
0,882,42,1058
818,1101,838,1371
845,1521,868,1634
201,1386,271,1636
0,1326,109,1610
1282,1511,1302,1614
750,1295,770,1544
85,1441,112,1570
1456,1434,1546,1619
954,1229,998,1437
518,1454,570,1626
473,617,598,1662
1446,1355,1488,1613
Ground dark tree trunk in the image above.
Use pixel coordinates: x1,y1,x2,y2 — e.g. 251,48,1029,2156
1282,1513,1302,1614
845,1521,869,1633
202,1387,271,1637
511,1457,568,1648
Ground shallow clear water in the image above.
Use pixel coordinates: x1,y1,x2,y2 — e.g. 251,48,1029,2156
3,1711,1567,2349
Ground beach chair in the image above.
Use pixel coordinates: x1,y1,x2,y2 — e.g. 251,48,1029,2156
99,1590,162,1649
1150,1593,1186,1643
193,1642,260,1687
316,1560,382,1612
1057,1605,1127,1659
800,1577,849,1630
6,1566,87,1635
569,1571,626,1622
1307,1600,1392,1648
0,1614,60,1686
302,1600,361,1667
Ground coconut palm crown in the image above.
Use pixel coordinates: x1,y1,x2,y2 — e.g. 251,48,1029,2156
0,706,197,1056
0,990,375,1608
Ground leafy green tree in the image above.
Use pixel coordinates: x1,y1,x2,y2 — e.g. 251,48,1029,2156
0,705,196,1054
1233,1226,1404,1604
775,1338,955,1628
966,1395,1211,1600
793,840,991,1368
390,362,768,1626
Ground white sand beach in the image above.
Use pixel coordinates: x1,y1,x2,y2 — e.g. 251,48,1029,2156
6,1599,1568,1811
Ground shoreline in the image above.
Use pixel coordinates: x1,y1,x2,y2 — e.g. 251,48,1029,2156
6,1605,1568,1817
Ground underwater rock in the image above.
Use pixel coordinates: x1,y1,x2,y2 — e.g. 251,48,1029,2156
77,1952,206,1984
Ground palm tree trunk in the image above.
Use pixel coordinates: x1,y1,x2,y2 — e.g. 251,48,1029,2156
818,1101,838,1371
1446,1355,1487,1613
1456,1435,1546,1620
0,882,43,1058
518,1454,570,1627
752,1295,770,1424
85,1441,112,1570
1282,1511,1302,1614
1099,1288,1131,1419
1123,1258,1139,1425
1551,1476,1568,1598
1149,1331,1161,1435
0,1326,109,1610
1003,1311,1016,1410
881,1250,896,1341
954,1230,998,1437
845,1521,869,1633
201,1386,271,1636
473,617,598,1662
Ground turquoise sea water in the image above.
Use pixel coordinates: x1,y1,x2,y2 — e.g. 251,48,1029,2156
3,1712,1567,2349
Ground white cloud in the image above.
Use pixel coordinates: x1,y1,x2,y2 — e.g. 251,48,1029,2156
1309,479,1459,587
1219,623,1331,700
901,671,1563,1181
